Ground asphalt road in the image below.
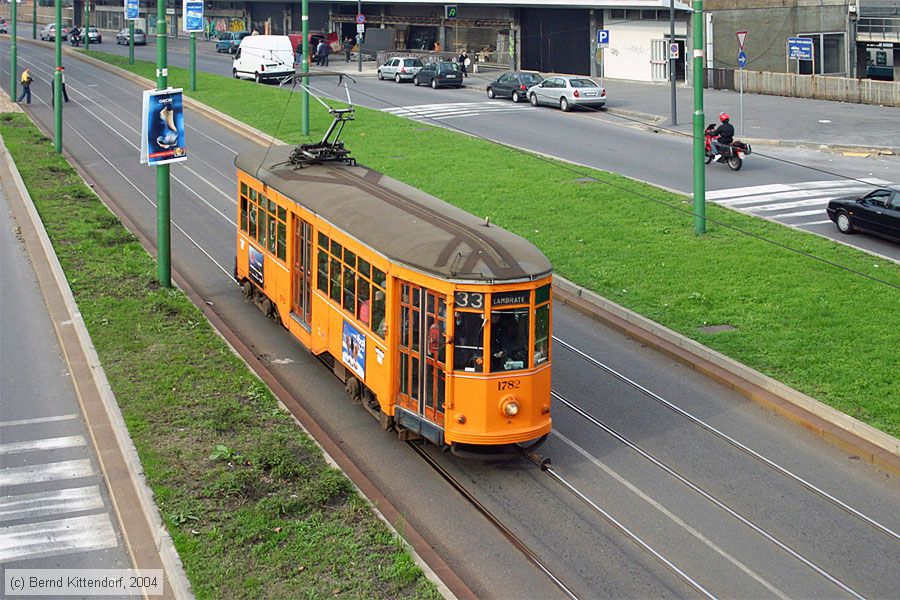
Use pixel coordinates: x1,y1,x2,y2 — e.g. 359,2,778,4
80,33,900,262
0,187,132,586
2,40,898,598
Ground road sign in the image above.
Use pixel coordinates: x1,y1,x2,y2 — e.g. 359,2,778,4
124,0,138,20
355,13,365,24
736,30,747,50
445,5,458,19
669,42,679,59
596,29,609,47
738,50,747,68
356,23,365,33
788,36,813,61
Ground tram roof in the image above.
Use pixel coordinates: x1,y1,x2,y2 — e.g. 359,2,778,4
236,145,552,283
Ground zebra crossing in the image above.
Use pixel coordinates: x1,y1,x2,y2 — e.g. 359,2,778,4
707,178,893,227
0,415,120,564
382,101,533,122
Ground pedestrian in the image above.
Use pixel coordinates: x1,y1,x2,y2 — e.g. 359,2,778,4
17,67,33,104
457,50,469,77
343,36,353,62
314,39,326,66
251,28,259,36
50,66,69,106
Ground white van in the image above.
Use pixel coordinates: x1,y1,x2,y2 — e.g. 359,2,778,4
232,35,295,83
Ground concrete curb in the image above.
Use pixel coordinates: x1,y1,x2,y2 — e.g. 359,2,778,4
552,275,900,472
0,136,194,598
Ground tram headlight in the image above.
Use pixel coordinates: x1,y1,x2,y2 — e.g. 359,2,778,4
500,397,520,417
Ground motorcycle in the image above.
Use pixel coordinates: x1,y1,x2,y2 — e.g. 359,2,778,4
70,30,81,47
705,124,752,171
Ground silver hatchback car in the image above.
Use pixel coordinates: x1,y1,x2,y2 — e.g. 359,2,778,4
528,76,607,112
377,57,424,83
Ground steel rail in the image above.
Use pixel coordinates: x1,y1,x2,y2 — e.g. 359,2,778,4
407,442,580,600
553,336,899,542
553,390,866,600
519,451,717,600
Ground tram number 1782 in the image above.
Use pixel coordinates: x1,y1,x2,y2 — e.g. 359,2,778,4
498,379,521,391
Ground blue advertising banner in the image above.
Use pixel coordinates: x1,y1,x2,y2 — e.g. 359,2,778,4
342,321,366,379
248,245,264,286
140,89,186,166
183,0,203,32
124,0,138,20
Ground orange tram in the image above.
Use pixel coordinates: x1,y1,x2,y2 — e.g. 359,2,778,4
234,144,552,456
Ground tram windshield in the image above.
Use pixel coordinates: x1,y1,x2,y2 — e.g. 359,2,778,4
453,312,484,373
489,308,530,372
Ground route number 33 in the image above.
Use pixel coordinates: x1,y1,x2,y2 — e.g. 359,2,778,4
455,291,484,309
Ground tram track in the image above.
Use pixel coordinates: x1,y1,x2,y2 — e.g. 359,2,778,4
553,335,900,542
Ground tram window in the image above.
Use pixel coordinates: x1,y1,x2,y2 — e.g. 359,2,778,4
240,182,248,196
534,304,550,365
411,308,420,352
258,211,268,246
329,258,341,302
411,357,420,399
277,206,286,221
318,232,328,248
276,222,286,260
357,277,371,326
316,250,328,293
330,240,342,259
248,204,257,239
250,188,257,202
400,354,408,395
358,258,371,279
490,308,529,372
267,198,276,215
437,371,445,414
536,284,551,305
240,197,247,231
268,218,277,254
453,311,484,373
425,368,433,409
344,249,356,269
373,267,386,288
258,194,267,211
342,268,355,312
373,290,386,339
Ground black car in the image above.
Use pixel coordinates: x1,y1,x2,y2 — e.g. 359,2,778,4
826,187,900,242
413,61,463,89
487,71,544,103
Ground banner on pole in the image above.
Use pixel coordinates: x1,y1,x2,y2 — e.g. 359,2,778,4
124,0,138,20
141,89,187,166
182,0,203,32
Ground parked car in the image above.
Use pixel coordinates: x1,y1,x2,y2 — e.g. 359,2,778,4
116,27,147,45
826,187,900,242
216,31,250,54
528,76,607,112
377,57,424,83
40,23,68,41
82,26,102,44
232,35,294,83
0,19,8,34
413,61,463,89
487,71,544,103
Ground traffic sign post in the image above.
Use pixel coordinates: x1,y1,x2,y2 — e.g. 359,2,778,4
355,13,365,24
737,50,747,136
669,42,679,59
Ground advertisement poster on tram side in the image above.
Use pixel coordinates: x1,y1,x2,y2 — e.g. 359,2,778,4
140,89,187,167
342,321,366,379
248,245,264,286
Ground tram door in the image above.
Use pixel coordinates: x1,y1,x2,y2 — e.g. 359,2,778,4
291,217,313,327
397,282,446,430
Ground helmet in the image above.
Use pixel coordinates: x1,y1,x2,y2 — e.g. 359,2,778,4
719,112,730,122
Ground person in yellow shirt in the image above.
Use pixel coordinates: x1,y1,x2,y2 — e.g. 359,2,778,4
17,67,33,104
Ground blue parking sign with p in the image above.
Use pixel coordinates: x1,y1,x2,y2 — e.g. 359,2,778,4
597,29,610,46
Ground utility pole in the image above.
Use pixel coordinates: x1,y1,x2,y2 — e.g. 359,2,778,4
669,0,677,126
84,1,90,50
301,0,309,135
691,0,705,234
156,0,171,287
357,0,362,73
32,0,37,40
129,19,135,64
54,0,62,153
189,32,196,91
9,0,16,102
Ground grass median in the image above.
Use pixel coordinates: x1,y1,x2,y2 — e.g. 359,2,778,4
83,50,900,439
0,112,440,599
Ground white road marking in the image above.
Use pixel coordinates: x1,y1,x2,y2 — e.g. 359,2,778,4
553,431,790,599
0,435,86,456
0,414,79,427
0,459,94,487
0,486,103,522
383,101,533,121
774,209,829,219
0,513,118,562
